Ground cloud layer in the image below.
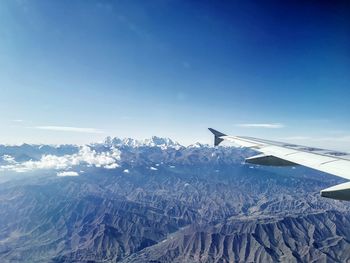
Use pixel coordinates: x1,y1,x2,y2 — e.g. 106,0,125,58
0,146,120,173
57,171,79,176
237,123,284,129
34,126,104,134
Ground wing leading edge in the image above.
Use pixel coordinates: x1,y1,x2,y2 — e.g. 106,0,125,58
208,128,350,201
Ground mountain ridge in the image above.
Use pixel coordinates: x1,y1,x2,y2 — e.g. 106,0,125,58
0,138,349,262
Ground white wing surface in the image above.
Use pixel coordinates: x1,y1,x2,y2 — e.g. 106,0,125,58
209,128,350,201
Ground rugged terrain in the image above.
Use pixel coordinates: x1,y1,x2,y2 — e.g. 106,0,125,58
0,137,349,262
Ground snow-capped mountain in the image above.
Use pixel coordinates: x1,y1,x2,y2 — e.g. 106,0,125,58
103,136,182,149
0,136,349,262
0,136,245,174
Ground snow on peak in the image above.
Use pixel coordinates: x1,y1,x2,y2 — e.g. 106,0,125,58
143,136,181,148
188,142,209,148
104,136,182,149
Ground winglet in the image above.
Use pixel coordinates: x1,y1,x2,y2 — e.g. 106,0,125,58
208,128,227,146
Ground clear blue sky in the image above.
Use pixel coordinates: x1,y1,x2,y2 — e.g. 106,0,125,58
0,0,349,149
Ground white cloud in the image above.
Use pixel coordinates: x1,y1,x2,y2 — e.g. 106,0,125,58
34,126,104,134
237,123,284,129
281,136,310,140
104,163,119,169
0,146,121,172
13,119,23,123
150,166,158,170
123,169,130,173
2,155,16,164
57,171,79,177
281,135,350,143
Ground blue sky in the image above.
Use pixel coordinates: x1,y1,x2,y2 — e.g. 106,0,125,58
0,0,349,149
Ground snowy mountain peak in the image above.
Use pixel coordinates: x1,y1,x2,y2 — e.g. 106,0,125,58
103,136,182,148
188,142,210,148
143,136,181,148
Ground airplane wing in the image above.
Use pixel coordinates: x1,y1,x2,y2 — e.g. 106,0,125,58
208,128,350,201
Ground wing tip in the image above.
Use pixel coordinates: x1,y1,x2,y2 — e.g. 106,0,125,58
208,128,226,146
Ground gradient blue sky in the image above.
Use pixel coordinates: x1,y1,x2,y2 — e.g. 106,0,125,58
0,0,349,149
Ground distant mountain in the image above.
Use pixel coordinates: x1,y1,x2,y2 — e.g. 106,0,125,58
103,136,182,149
0,137,250,172
0,144,79,164
0,137,349,262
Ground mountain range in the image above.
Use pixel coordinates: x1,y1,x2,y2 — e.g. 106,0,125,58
0,137,349,262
